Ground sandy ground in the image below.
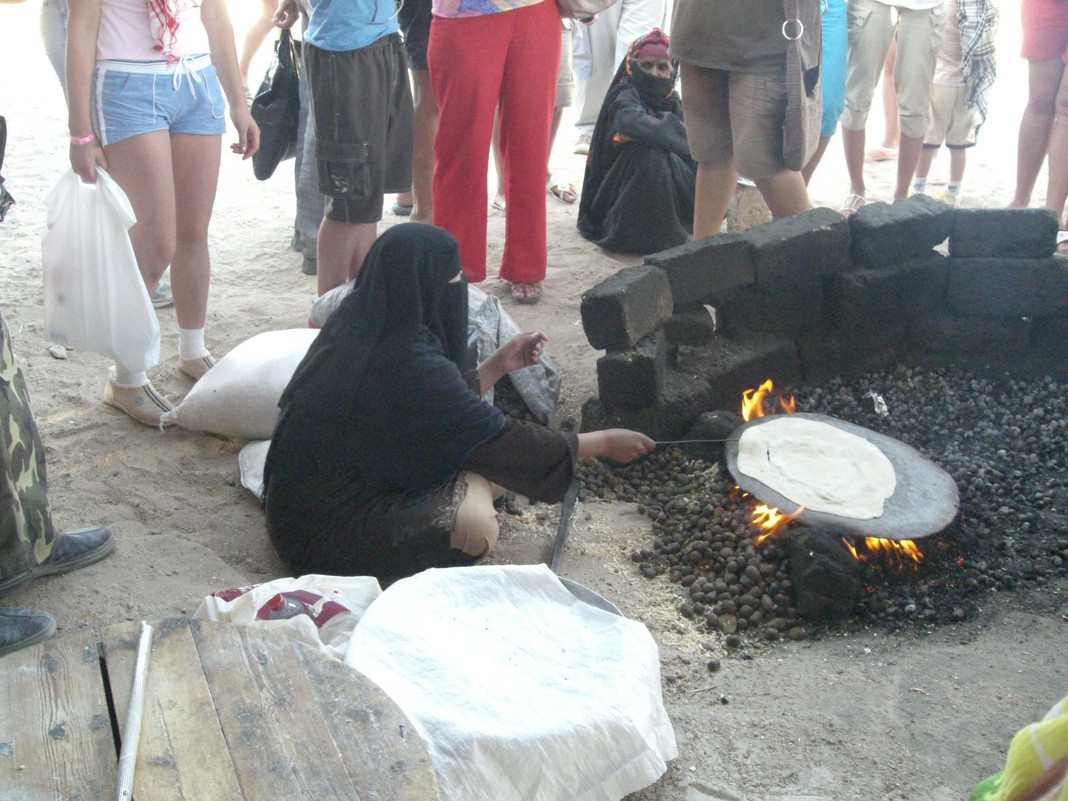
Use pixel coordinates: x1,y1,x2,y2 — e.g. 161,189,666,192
2,3,1067,799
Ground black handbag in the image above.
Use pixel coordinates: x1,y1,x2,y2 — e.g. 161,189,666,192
250,29,302,181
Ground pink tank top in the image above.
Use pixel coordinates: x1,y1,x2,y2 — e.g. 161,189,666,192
96,0,210,61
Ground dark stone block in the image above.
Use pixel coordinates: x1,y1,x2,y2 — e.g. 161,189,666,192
946,257,1068,317
671,329,801,412
788,529,864,621
796,323,908,384
581,264,673,352
849,194,953,268
596,331,667,410
713,278,823,336
677,410,745,464
823,253,949,331
949,208,1059,258
910,312,1032,360
663,307,717,346
644,234,754,306
580,370,717,441
741,207,851,288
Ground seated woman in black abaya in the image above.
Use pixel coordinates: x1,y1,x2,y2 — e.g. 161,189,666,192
263,223,654,586
578,28,696,255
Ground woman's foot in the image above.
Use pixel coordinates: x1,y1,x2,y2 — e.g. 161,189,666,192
865,145,897,162
510,282,542,304
547,175,577,205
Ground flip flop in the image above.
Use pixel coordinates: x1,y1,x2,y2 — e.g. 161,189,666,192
492,195,506,212
510,281,542,305
839,193,866,217
547,175,577,205
865,146,898,162
391,202,413,216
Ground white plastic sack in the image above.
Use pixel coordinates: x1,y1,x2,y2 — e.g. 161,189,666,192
41,168,160,372
194,574,382,660
346,565,677,801
161,328,319,439
311,281,559,423
238,439,270,499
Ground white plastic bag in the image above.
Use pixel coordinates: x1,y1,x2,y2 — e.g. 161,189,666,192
194,573,382,660
41,168,160,372
161,328,319,439
347,565,677,801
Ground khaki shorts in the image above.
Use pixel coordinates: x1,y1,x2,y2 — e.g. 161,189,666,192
924,83,977,148
841,0,943,140
306,34,413,224
679,63,789,180
556,20,574,109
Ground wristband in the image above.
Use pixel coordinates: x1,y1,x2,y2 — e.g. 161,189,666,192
70,132,95,145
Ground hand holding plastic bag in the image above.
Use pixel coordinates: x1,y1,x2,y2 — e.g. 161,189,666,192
41,168,160,372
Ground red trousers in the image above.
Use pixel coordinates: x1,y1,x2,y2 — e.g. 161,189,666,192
428,1,560,284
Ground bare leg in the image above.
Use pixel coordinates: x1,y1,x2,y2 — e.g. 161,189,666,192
491,108,505,207
546,104,564,184
894,132,924,199
102,131,177,296
754,169,812,219
693,159,737,239
168,133,221,329
842,125,866,197
948,147,966,184
915,145,937,180
409,69,437,222
1044,68,1068,226
801,135,832,185
316,219,377,296
1011,59,1063,208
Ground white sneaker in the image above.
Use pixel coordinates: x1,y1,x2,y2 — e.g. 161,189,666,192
574,132,592,155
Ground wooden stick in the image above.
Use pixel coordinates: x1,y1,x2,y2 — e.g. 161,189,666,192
115,621,153,801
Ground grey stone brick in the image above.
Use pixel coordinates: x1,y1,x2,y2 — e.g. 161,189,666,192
823,253,948,331
949,208,1058,258
946,257,1068,317
581,264,673,351
644,234,754,306
742,206,852,287
713,279,823,336
849,194,953,268
596,331,667,410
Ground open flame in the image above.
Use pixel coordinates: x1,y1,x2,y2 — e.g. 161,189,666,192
741,379,796,421
841,537,924,570
752,503,803,545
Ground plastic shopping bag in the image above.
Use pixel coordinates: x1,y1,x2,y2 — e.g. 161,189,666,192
42,168,160,372
194,574,383,660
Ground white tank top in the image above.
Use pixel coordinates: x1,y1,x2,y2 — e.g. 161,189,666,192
96,0,210,62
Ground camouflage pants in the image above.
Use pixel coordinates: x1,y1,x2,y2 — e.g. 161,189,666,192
0,308,54,584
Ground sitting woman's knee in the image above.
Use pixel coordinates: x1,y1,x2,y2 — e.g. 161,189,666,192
450,472,500,560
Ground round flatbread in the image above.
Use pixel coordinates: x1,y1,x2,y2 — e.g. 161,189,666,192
735,416,897,519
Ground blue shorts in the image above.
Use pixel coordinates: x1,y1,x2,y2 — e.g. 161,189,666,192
92,55,227,146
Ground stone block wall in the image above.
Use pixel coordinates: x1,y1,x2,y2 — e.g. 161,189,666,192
579,197,1067,439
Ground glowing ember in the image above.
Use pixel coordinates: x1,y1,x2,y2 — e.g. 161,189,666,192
841,537,924,570
740,379,796,421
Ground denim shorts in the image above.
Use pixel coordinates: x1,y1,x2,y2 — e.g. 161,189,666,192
92,55,227,147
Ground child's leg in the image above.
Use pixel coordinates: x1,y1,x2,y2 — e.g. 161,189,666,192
948,146,967,185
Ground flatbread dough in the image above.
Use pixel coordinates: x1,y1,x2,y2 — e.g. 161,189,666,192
736,417,897,519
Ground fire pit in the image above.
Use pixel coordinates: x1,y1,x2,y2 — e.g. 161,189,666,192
574,364,1068,641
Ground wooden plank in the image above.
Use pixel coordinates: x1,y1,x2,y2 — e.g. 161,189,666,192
102,618,243,801
292,641,440,801
0,633,117,801
192,622,364,800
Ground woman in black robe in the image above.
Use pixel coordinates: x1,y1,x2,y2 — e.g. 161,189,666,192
263,223,654,585
578,28,696,255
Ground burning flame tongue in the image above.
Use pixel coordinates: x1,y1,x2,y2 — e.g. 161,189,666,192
842,537,923,570
741,379,796,422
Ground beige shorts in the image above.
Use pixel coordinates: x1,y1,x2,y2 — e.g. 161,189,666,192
556,21,574,109
679,63,789,180
924,83,977,148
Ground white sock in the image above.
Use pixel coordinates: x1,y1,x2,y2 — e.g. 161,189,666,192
945,182,962,197
178,327,208,360
112,366,147,387
911,177,927,195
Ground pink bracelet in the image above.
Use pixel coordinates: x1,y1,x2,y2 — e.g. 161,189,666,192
70,132,95,145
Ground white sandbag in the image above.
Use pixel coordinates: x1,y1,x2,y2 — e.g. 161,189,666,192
347,565,677,801
161,328,319,439
194,574,382,661
239,439,270,500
